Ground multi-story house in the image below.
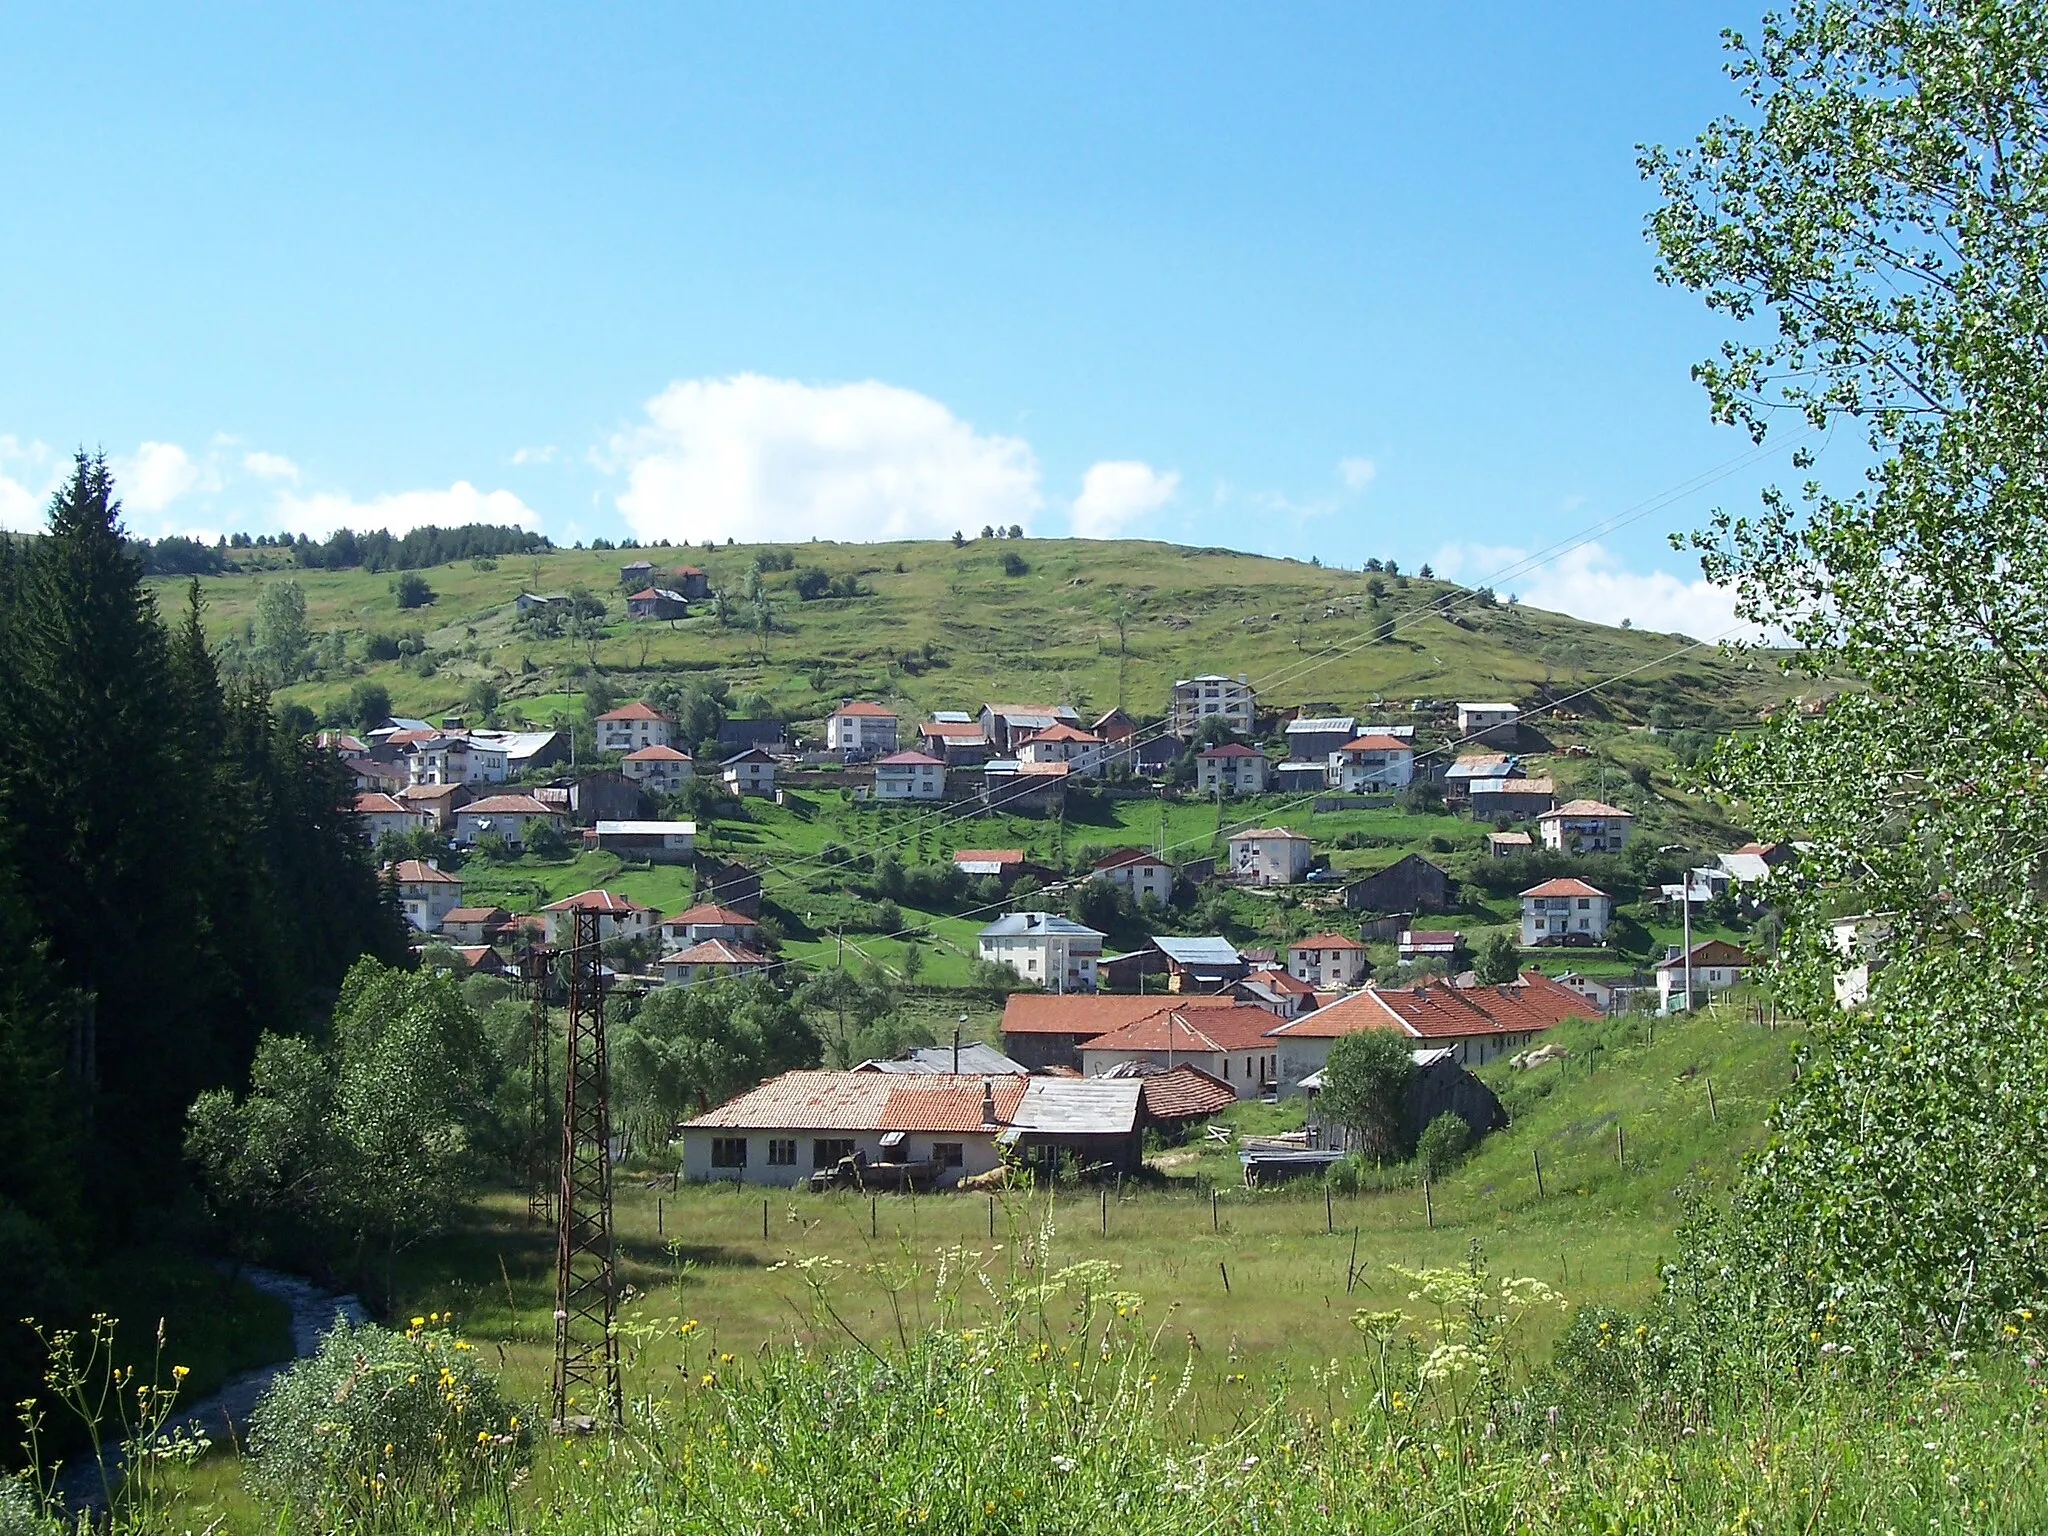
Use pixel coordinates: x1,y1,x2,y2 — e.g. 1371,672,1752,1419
1196,742,1270,795
872,750,946,801
1519,878,1612,946
1090,847,1175,906
826,701,898,757
1537,799,1634,855
1171,674,1255,738
595,701,675,755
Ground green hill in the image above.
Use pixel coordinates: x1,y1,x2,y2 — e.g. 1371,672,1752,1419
159,535,1802,732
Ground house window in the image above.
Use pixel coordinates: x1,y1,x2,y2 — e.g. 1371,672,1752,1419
710,1137,748,1169
1222,1058,1230,1079
813,1138,856,1169
1577,898,1591,910
766,1139,797,1167
932,1142,964,1169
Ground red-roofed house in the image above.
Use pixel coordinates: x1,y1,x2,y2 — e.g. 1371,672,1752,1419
1016,723,1108,777
452,794,563,848
1538,800,1635,855
621,743,694,794
679,1070,1031,1185
438,905,514,945
1078,1003,1282,1096
952,848,1030,884
1226,827,1313,886
1332,734,1416,792
1398,928,1466,962
625,587,688,621
1196,741,1270,795
387,859,463,931
1520,879,1612,945
595,701,675,755
872,750,946,801
660,938,773,986
659,903,762,948
541,889,657,945
353,792,427,843
998,992,1243,1072
918,719,994,766
1265,971,1599,1087
826,701,898,756
1091,847,1174,905
1288,932,1370,990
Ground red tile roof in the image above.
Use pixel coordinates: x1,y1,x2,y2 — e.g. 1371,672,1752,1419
1265,972,1597,1041
1198,742,1265,758
354,792,411,814
1092,847,1166,870
1021,723,1102,744
625,744,692,761
627,586,663,600
1340,734,1412,753
1079,1004,1283,1055
459,794,556,815
1014,761,1071,777
1000,992,1241,1037
830,700,897,717
875,750,944,766
954,848,1025,865
441,906,510,925
663,903,759,928
596,701,667,722
662,939,770,966
1540,799,1633,820
921,721,989,739
682,1070,1026,1132
543,889,654,914
388,859,460,884
1291,932,1365,951
1521,878,1607,898
1137,1064,1237,1122
1243,966,1318,995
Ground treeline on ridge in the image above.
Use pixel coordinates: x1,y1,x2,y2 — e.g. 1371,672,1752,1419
128,522,551,577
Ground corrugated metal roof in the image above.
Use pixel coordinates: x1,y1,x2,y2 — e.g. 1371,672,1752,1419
1151,935,1242,966
855,1043,1026,1075
1008,1078,1141,1136
979,913,1104,939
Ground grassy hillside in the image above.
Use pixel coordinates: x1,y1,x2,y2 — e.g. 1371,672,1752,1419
158,535,1803,732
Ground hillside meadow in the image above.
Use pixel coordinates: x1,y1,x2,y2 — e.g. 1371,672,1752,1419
156,536,1806,733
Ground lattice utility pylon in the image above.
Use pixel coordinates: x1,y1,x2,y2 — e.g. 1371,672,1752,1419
519,944,556,1228
552,910,620,1427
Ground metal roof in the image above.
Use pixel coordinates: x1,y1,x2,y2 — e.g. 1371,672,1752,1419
1286,716,1355,734
979,912,1105,939
854,1043,1027,1076
594,820,698,837
1151,935,1243,966
1003,1078,1142,1137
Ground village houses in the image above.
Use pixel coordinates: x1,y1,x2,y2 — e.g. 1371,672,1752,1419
659,902,762,949
1196,741,1270,795
871,750,946,801
1656,938,1755,1013
353,791,427,843
1090,847,1175,905
1331,733,1415,792
917,718,993,765
826,701,898,757
660,938,773,986
387,859,463,932
1226,826,1314,886
978,703,1081,754
1455,702,1521,744
1078,1003,1283,1097
1520,878,1613,945
721,748,778,796
451,793,563,849
590,821,696,863
620,743,693,795
541,889,657,946
1170,673,1255,737
977,912,1104,993
1539,799,1635,855
595,701,674,755
1287,932,1370,990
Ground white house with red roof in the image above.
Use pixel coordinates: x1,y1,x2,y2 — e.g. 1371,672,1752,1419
721,748,779,796
872,750,946,801
1520,878,1612,945
595,701,675,755
386,858,463,931
1077,1002,1282,1096
1538,799,1635,855
451,793,563,848
1196,741,1270,795
1656,938,1755,1013
918,719,994,765
1288,932,1370,990
353,791,428,844
541,889,657,946
826,701,898,756
660,938,773,986
619,742,694,794
1264,971,1599,1088
659,902,762,948
1331,733,1416,792
1226,826,1313,886
1090,846,1174,905
1016,723,1108,777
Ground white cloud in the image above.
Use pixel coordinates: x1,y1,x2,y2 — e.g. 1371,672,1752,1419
1069,460,1179,539
242,450,299,481
0,435,53,532
274,481,542,538
610,374,1041,544
119,441,202,513
511,444,559,466
1432,539,1759,642
1338,456,1378,491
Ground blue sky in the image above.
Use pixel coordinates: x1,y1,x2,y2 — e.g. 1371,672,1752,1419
0,3,1814,633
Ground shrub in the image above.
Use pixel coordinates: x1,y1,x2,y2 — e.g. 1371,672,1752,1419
247,1317,527,1526
1415,1112,1471,1178
362,632,401,662
792,567,831,600
1000,551,1029,577
391,571,435,609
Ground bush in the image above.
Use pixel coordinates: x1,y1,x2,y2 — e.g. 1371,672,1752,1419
1000,551,1029,577
792,567,831,600
391,571,435,609
362,632,401,661
1415,1112,1471,1178
247,1317,527,1526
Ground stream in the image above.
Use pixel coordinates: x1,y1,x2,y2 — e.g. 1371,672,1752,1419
55,1266,366,1513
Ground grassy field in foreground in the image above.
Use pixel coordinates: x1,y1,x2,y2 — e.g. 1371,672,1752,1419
381,999,1798,1405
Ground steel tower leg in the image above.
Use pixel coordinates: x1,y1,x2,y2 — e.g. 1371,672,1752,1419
552,910,620,1427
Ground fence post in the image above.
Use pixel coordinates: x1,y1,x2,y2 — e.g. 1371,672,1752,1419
1616,1122,1626,1167
1345,1227,1360,1294
1325,1181,1334,1233
1100,1187,1108,1237
657,1197,663,1237
871,1194,878,1238
1423,1179,1434,1230
1218,1260,1231,1295
762,1197,769,1240
1211,1187,1219,1233
1706,1078,1718,1123
1532,1149,1544,1199
988,1194,995,1239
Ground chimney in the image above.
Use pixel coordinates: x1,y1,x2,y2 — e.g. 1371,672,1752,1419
952,1026,961,1074
981,1078,996,1126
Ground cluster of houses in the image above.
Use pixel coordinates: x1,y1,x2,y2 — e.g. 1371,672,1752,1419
675,966,1602,1188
